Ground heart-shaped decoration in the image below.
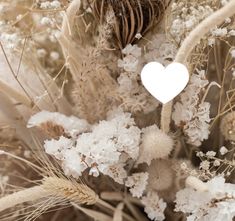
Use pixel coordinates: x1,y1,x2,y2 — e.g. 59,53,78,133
141,62,189,104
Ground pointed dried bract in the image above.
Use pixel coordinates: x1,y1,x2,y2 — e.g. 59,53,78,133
92,0,169,48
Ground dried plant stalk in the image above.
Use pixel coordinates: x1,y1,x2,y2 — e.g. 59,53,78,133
59,0,119,123
161,0,235,133
42,177,98,205
93,0,168,48
0,79,32,108
0,177,98,213
0,92,34,147
0,186,49,213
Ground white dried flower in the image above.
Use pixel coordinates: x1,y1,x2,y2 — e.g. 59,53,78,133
41,110,141,184
206,151,216,157
137,125,174,165
118,44,141,72
172,70,211,146
40,1,50,9
213,160,220,167
141,191,166,221
230,49,235,58
211,27,228,37
37,48,47,58
175,176,235,221
199,160,210,171
126,172,149,198
27,111,90,137
40,17,53,26
135,33,142,39
229,30,235,36
50,0,61,9
50,51,60,60
220,146,228,155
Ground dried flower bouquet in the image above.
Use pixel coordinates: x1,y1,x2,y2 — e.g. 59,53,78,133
0,0,235,220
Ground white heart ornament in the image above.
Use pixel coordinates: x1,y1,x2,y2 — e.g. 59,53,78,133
141,62,189,104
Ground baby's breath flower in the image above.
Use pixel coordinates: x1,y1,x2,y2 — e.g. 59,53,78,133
200,160,210,170
126,172,149,198
141,191,166,221
220,146,228,155
206,151,216,158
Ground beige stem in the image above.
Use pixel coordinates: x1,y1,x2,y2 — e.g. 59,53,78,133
0,186,50,213
58,0,82,83
161,0,235,133
0,80,32,107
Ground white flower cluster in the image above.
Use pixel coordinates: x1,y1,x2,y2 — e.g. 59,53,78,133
29,110,141,184
172,70,211,146
125,172,149,198
28,110,90,137
118,44,142,73
117,44,159,114
175,176,235,221
117,72,159,113
144,34,177,65
141,191,166,221
171,3,214,42
0,32,21,50
39,0,61,9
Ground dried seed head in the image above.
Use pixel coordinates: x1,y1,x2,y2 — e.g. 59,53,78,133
92,0,168,48
40,121,66,138
220,112,235,141
147,160,173,191
138,125,174,165
42,177,98,205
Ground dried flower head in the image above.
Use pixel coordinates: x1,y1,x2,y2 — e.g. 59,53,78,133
92,0,168,48
137,125,174,165
147,160,173,191
220,111,235,141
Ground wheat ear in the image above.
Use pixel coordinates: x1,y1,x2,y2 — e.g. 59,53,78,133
0,177,98,213
161,0,235,133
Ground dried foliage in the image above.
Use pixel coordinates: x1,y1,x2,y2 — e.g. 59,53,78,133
0,0,235,220
92,0,169,48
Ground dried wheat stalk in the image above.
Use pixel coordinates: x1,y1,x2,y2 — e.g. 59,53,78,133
0,176,98,213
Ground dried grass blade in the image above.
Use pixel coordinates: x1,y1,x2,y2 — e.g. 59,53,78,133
113,202,124,221
72,204,113,221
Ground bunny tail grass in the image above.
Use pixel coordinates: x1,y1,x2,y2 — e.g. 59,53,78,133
160,0,235,133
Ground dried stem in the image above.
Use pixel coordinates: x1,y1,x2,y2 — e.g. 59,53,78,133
0,79,32,107
0,177,98,214
0,186,50,213
58,0,82,83
161,0,235,133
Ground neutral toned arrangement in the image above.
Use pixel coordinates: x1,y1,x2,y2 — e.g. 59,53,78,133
0,0,235,220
